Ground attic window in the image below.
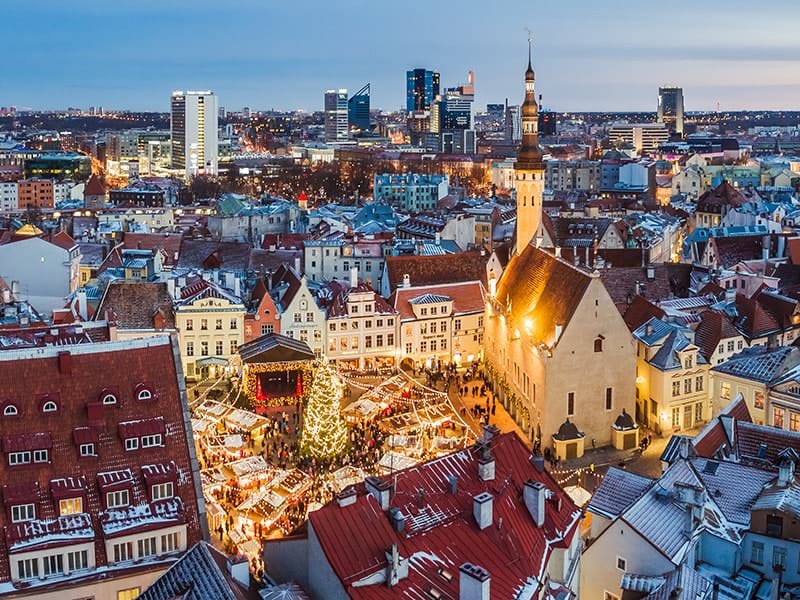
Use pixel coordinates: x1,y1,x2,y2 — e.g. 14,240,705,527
3,404,18,416
437,568,453,583
426,588,443,600
102,394,117,405
702,461,719,475
42,401,58,413
137,389,153,401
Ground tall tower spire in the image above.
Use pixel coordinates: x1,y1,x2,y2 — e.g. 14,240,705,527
514,37,546,253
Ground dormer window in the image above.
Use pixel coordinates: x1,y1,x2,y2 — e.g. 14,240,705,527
137,389,152,401
102,394,117,405
11,503,35,523
3,404,18,416
42,401,58,413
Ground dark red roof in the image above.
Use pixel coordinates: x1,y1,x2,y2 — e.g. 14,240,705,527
307,432,581,599
696,181,748,214
622,296,665,331
693,395,752,458
0,338,204,587
384,252,488,293
84,174,107,197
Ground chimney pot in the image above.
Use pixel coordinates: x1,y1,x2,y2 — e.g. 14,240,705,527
523,480,546,527
459,562,490,600
472,492,493,530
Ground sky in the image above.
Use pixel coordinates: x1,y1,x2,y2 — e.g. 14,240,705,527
4,0,800,113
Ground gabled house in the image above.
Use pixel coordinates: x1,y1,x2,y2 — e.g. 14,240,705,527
270,265,325,358
95,281,176,339
243,277,281,343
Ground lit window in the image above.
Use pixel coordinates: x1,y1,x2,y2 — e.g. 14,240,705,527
59,497,83,516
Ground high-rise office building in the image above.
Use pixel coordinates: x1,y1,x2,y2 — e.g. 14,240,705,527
348,84,370,132
170,90,219,177
504,101,521,142
658,86,685,135
406,68,440,112
324,89,349,142
439,71,476,153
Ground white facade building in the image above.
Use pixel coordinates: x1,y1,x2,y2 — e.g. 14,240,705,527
170,90,219,178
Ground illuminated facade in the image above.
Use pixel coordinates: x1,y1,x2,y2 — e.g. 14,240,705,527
170,91,219,178
324,89,349,143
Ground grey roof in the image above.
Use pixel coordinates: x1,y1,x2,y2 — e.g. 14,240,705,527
649,329,707,371
711,345,799,383
409,293,451,305
238,333,315,364
644,564,712,600
620,573,666,594
587,467,654,519
139,541,257,600
690,457,773,525
177,239,252,272
632,317,680,346
752,482,800,518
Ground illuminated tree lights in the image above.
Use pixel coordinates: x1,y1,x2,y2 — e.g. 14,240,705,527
300,361,348,461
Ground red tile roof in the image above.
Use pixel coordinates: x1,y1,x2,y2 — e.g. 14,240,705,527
696,181,748,215
693,395,752,458
307,432,580,599
622,296,665,331
84,174,107,197
384,252,488,293
96,281,176,330
123,232,184,267
390,281,485,321
694,310,741,360
0,337,204,590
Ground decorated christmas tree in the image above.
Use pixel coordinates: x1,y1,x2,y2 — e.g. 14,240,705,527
300,361,348,461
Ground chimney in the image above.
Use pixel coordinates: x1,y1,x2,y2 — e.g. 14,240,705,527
294,256,301,273
77,288,88,320
554,247,561,258
11,280,19,300
266,269,273,290
523,480,546,527
402,273,410,288
390,508,406,533
435,231,441,246
167,278,176,299
448,475,458,494
472,492,493,530
778,457,796,487
478,454,495,482
365,476,391,511
531,456,545,473
350,266,358,288
57,351,72,375
646,263,655,280
336,486,357,508
226,555,250,590
459,563,490,600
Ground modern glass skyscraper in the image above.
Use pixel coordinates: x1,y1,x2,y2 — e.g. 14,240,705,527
658,86,685,135
170,90,219,178
348,84,370,132
324,89,349,142
406,68,440,112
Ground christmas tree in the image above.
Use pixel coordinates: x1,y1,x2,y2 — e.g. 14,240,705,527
300,361,348,461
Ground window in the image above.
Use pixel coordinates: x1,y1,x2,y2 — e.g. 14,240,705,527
684,356,693,369
11,504,35,523
672,408,681,429
306,312,314,322
567,392,575,416
125,438,139,451
767,514,784,537
215,340,224,355
751,541,764,565
430,322,437,334
152,482,174,501
774,407,786,429
365,336,372,349
791,412,800,433
684,379,692,394
59,497,83,516
594,338,603,352
230,318,237,330
364,320,372,329
672,381,680,397
727,340,734,352
161,532,179,553
4,404,18,416
387,318,394,326
107,490,130,508
388,333,394,346
8,451,31,465
137,388,152,401
754,391,765,409
430,340,437,352
80,443,96,457
773,546,787,569
376,334,384,347
421,308,427,316
650,399,657,416
721,382,731,400
738,340,744,350
42,401,57,413
138,536,157,558
696,376,704,392
477,316,483,328
405,343,412,354
340,322,348,331
454,319,462,331
441,338,447,350
16,558,38,580
605,388,613,411
113,541,134,563
230,340,238,354
186,341,194,357
33,449,49,463
200,341,209,356
441,321,447,332
293,312,302,323
200,319,208,331
67,549,88,571
420,341,427,353
42,553,64,577
695,402,703,422
142,434,162,448
215,319,222,330
102,393,117,405
262,324,273,335
185,319,193,331
616,556,627,571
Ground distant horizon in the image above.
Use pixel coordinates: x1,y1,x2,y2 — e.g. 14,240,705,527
4,0,800,114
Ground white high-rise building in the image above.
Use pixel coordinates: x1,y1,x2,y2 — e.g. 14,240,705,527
324,89,348,143
171,90,219,178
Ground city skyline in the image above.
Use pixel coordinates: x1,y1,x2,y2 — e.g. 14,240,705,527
4,0,800,113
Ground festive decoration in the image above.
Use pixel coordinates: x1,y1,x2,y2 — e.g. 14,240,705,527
243,361,314,409
300,361,348,461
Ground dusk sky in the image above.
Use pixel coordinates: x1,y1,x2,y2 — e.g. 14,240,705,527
6,0,800,113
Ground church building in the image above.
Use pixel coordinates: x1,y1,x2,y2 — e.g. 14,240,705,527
483,47,637,457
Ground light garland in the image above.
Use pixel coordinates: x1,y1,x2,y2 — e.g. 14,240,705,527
243,361,314,409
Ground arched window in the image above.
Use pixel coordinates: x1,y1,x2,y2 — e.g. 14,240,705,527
102,394,117,405
3,404,18,416
594,337,604,353
137,389,153,401
42,401,58,413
